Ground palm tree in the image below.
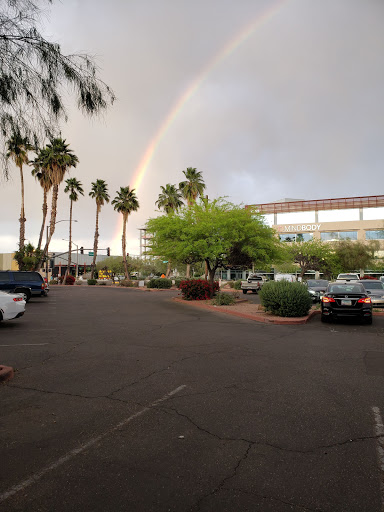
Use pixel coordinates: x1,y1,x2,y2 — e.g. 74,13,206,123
31,148,53,251
155,184,184,214
179,167,205,206
6,133,32,258
38,138,79,270
89,180,110,279
156,184,183,277
63,178,84,282
179,167,206,277
112,187,139,280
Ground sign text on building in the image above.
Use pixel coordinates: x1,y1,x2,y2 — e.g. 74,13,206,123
277,224,321,232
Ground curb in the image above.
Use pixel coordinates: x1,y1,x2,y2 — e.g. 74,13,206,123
172,297,321,325
0,365,14,382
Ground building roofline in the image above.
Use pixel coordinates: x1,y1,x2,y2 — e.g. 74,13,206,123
246,195,384,214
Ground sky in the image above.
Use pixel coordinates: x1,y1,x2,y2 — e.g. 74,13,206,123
1,0,383,257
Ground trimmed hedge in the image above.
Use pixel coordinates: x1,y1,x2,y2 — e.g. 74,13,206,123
259,281,312,317
178,279,219,300
147,278,172,289
87,279,97,286
174,277,187,288
120,280,139,287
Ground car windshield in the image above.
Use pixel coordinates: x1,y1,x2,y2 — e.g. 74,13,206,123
307,280,328,287
338,274,358,279
361,282,384,290
328,284,364,294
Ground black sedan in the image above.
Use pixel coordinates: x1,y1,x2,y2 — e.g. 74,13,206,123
321,282,372,324
306,279,329,303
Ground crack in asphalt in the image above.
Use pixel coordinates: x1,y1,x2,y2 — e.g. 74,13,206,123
15,340,87,372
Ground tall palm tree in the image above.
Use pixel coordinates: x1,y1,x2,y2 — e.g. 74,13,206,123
38,138,79,270
179,167,205,206
112,186,139,280
179,167,206,277
31,148,53,251
6,133,33,257
155,184,184,214
63,178,84,282
89,180,110,279
156,184,183,277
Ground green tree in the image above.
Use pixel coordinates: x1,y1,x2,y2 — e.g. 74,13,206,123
146,198,280,297
112,187,140,280
156,184,184,214
179,167,206,206
0,0,114,174
89,180,110,279
6,133,32,261
31,149,53,251
63,177,84,282
286,239,334,278
96,256,124,280
13,242,43,271
333,240,379,273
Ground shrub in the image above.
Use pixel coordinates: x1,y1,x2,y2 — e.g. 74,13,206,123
234,280,242,290
146,278,172,289
360,275,378,280
174,277,187,288
75,280,82,285
120,280,138,287
65,275,76,285
212,293,236,306
87,279,97,286
178,279,219,300
98,281,107,286
227,281,234,288
50,279,58,285
259,281,312,317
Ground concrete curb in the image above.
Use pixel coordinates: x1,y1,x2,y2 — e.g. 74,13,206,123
172,297,321,325
0,365,14,382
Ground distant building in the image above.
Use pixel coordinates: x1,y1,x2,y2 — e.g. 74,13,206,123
0,253,18,271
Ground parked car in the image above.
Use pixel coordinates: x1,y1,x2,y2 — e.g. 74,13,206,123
241,274,268,294
321,282,372,324
305,279,329,302
359,280,384,308
0,271,48,302
0,290,26,321
275,273,296,282
336,273,360,282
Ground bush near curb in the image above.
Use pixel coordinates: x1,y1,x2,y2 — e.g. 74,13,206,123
259,281,312,317
212,293,236,306
178,279,219,300
147,278,172,289
234,280,242,290
120,280,139,287
87,279,97,286
174,277,187,288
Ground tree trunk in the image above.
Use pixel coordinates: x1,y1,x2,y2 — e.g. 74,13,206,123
37,184,59,271
186,263,190,278
206,260,216,299
122,212,130,280
165,261,171,278
18,164,26,267
37,189,48,251
64,200,73,284
91,204,100,279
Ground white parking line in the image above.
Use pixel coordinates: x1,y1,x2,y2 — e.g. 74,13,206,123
0,384,186,503
372,406,384,509
0,344,50,347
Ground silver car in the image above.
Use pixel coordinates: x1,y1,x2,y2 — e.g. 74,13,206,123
360,280,384,308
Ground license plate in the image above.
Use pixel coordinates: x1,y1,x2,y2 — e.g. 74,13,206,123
341,299,352,306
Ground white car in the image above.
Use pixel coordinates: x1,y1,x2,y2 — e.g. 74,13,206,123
336,273,360,283
0,291,26,321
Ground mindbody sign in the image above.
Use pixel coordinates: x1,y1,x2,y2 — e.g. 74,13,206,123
277,224,321,232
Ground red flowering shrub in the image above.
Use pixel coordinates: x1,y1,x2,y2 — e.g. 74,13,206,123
65,275,76,285
178,279,219,300
360,275,379,280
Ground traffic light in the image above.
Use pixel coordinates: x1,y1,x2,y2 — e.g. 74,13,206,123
107,247,110,256
80,246,84,255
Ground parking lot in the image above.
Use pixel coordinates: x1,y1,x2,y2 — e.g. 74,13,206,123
1,286,384,511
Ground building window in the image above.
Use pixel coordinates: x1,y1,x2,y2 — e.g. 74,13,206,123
321,231,358,241
279,233,313,242
366,230,384,240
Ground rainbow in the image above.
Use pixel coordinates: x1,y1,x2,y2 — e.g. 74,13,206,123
112,0,287,251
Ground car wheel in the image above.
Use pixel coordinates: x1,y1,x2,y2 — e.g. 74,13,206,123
242,290,247,294
363,317,373,325
321,314,329,323
15,289,30,302
252,290,257,294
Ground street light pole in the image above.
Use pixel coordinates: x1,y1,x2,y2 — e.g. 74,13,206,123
62,239,79,278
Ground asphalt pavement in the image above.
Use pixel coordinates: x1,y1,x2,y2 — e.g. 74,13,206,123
1,286,384,511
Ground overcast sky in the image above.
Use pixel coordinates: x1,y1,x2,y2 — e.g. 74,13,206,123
1,0,383,257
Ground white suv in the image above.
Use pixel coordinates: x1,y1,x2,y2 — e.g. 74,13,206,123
336,273,360,282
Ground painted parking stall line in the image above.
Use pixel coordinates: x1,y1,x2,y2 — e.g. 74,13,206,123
0,384,186,504
372,406,384,510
